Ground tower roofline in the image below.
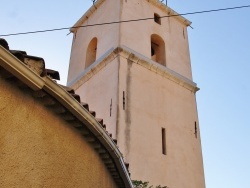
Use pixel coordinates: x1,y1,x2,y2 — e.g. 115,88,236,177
70,0,191,33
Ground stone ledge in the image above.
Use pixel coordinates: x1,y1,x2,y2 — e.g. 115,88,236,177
68,46,199,93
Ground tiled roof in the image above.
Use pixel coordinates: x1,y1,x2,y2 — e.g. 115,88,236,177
0,38,132,188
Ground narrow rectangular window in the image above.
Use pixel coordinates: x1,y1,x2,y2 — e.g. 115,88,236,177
183,28,186,39
73,31,77,41
162,128,166,155
123,91,125,110
110,99,112,117
195,121,198,138
154,13,161,25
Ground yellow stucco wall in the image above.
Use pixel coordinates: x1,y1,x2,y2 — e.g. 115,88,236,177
0,76,118,188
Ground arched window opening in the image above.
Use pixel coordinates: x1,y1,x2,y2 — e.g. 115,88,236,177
151,34,166,66
154,13,161,25
85,37,97,68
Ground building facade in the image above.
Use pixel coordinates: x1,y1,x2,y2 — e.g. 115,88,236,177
67,0,206,187
0,40,132,188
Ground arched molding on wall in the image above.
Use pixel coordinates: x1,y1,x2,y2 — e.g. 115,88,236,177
151,34,166,66
85,37,97,68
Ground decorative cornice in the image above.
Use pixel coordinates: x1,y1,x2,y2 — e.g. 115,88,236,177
68,46,199,93
67,47,117,89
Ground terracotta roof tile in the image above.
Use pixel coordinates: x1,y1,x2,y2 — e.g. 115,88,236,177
46,69,60,80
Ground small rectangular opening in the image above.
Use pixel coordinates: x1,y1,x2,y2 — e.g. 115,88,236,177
123,91,125,110
154,13,161,25
195,121,198,138
73,31,77,41
162,128,166,155
110,99,112,117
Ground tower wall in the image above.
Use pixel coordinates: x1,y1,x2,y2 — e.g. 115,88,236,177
75,57,119,137
67,0,206,187
120,0,193,80
117,55,205,187
67,0,121,85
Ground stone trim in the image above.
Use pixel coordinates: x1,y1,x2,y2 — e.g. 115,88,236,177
68,46,199,93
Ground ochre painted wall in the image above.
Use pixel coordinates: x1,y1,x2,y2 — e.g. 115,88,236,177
0,76,118,188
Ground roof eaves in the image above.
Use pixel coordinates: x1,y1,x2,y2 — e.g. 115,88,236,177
44,78,132,187
0,45,133,188
0,46,45,91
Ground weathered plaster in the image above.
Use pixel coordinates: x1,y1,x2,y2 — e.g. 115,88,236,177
124,58,133,157
0,76,118,188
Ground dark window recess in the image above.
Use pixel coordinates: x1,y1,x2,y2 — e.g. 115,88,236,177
73,32,77,41
151,34,166,66
154,13,161,25
151,46,155,56
85,37,97,68
162,128,166,155
195,121,198,138
183,28,185,39
110,99,112,117
123,91,125,110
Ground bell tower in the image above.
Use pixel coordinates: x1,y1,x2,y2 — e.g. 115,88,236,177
67,0,206,187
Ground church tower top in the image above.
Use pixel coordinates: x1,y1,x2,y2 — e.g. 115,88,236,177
68,0,195,85
70,0,191,34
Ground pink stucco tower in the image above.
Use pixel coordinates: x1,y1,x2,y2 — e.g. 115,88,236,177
67,0,206,187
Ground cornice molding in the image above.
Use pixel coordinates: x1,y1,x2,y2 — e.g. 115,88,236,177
68,46,199,93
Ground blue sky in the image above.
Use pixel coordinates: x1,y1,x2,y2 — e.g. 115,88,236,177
1,1,250,187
